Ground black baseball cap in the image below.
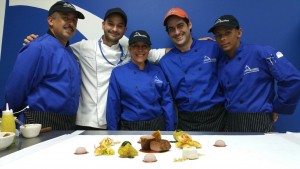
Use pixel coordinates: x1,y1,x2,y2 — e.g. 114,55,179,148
104,8,127,26
208,15,239,33
48,1,85,19
129,30,152,45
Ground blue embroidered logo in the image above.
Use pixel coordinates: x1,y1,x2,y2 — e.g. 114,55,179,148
244,65,259,75
203,56,217,63
154,76,163,84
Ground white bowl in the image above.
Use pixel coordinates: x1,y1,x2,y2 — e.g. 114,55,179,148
20,124,42,138
0,132,15,150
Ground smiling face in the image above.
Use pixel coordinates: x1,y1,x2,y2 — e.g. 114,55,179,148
48,11,78,46
129,41,150,70
213,26,242,58
102,14,127,46
166,16,193,52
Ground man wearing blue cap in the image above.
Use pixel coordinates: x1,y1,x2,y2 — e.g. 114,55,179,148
208,15,300,132
4,1,85,130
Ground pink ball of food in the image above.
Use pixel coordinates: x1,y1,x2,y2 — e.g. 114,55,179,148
214,140,226,147
74,147,89,155
143,153,157,163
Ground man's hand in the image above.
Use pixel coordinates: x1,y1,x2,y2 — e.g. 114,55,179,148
273,112,278,122
23,34,39,46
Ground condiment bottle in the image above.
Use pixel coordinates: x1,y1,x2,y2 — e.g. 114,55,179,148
1,103,16,133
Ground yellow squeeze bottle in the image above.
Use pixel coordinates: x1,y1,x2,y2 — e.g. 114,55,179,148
1,103,16,133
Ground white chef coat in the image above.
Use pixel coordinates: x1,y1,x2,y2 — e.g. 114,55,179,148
71,37,165,128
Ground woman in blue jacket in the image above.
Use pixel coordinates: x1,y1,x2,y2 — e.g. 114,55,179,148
106,30,176,131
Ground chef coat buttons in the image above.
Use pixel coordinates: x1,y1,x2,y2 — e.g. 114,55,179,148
198,67,202,71
240,100,244,104
134,71,137,74
240,78,243,82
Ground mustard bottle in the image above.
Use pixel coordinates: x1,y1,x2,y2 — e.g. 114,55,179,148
1,103,16,133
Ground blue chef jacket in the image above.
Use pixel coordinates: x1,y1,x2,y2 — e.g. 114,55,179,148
106,61,176,130
5,33,81,115
218,42,300,114
159,39,225,113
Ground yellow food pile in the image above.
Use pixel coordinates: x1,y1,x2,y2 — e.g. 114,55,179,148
118,141,138,158
173,130,201,148
94,137,115,156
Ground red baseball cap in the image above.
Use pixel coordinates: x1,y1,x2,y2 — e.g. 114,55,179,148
163,8,189,26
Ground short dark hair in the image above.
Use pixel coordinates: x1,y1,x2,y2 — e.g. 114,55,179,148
165,18,190,32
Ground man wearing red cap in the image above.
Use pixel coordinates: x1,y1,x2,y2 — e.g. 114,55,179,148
159,8,226,131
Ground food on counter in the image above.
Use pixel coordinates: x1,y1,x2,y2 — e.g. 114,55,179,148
140,130,171,152
151,130,161,140
214,139,226,147
173,157,188,162
118,141,138,158
182,146,198,159
94,137,115,156
173,130,202,149
140,135,156,150
150,139,171,152
143,153,157,163
74,147,88,155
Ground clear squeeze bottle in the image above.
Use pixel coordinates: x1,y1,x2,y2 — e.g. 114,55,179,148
1,103,16,133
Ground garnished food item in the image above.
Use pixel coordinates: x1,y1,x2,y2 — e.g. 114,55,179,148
182,146,198,159
74,147,88,155
140,135,156,150
151,130,161,140
150,139,171,152
140,130,171,152
143,153,157,163
118,141,138,158
94,137,115,156
173,130,202,148
214,139,226,147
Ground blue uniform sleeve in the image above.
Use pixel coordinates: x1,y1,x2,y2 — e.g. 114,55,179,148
5,43,47,111
106,70,121,130
263,46,300,114
159,70,176,131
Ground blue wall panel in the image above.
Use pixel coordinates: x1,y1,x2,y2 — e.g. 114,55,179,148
0,0,299,132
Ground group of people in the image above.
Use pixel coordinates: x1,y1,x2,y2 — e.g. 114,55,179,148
3,1,300,132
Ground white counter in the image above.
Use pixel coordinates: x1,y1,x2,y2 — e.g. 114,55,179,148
0,132,299,169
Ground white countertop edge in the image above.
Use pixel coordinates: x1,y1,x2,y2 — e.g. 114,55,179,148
0,131,82,166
